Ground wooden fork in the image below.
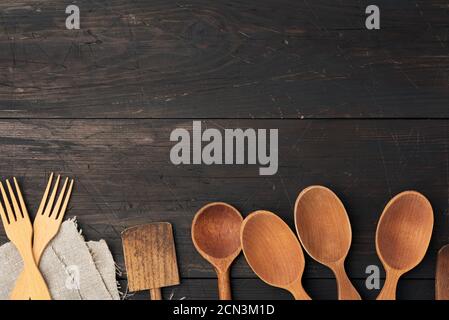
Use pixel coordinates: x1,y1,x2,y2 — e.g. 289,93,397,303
0,178,51,300
10,173,74,300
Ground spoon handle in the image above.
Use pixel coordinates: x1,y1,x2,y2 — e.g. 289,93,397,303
331,261,361,300
288,280,312,300
377,270,400,300
217,269,232,300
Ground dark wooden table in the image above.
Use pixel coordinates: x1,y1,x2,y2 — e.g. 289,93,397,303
0,0,448,300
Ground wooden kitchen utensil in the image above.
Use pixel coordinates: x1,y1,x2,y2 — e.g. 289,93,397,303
376,191,433,300
241,210,311,300
122,223,180,300
0,178,51,300
192,202,243,300
294,185,361,300
11,173,74,300
436,244,449,300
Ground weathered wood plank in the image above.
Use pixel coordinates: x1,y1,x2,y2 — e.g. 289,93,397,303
0,119,447,286
0,0,447,118
123,278,436,300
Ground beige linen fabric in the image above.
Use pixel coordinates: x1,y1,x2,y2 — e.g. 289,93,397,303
0,220,119,300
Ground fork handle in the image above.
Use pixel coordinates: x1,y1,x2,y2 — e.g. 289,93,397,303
10,267,50,300
10,234,48,299
11,261,51,300
10,271,28,300
10,248,51,300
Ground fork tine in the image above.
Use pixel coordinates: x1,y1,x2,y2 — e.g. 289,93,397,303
0,181,15,222
37,173,53,216
0,198,9,225
51,177,68,220
56,179,74,221
13,177,29,219
43,175,60,217
6,180,22,219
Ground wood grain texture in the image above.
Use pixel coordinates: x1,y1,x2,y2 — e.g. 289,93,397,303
0,0,448,118
122,278,437,300
436,244,449,300
0,179,51,300
192,202,243,300
0,0,447,301
0,118,446,298
0,119,447,286
295,186,361,300
241,210,310,300
376,191,434,300
122,223,180,297
11,173,73,300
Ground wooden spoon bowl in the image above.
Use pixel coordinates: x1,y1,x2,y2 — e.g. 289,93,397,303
240,210,311,300
295,185,361,300
376,191,433,300
192,202,243,300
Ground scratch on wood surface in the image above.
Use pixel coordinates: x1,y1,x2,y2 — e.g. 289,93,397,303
238,31,250,38
3,6,34,12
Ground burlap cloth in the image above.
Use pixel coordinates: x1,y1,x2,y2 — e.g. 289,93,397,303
0,220,120,300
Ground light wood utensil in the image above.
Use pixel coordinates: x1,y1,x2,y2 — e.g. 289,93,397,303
0,178,51,300
294,185,361,300
240,210,311,300
122,222,180,300
10,173,74,300
376,191,433,300
436,244,449,300
192,202,243,300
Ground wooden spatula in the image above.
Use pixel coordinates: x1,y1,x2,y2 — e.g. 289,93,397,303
436,244,449,300
122,223,180,300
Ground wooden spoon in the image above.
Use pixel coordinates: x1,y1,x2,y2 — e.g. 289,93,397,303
240,210,311,300
192,202,243,300
376,191,433,300
294,185,361,300
436,244,449,300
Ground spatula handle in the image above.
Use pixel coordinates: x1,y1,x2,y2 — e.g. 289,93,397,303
331,262,361,300
150,288,162,300
217,269,231,300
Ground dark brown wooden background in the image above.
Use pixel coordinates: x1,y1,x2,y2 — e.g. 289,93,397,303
0,0,448,300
